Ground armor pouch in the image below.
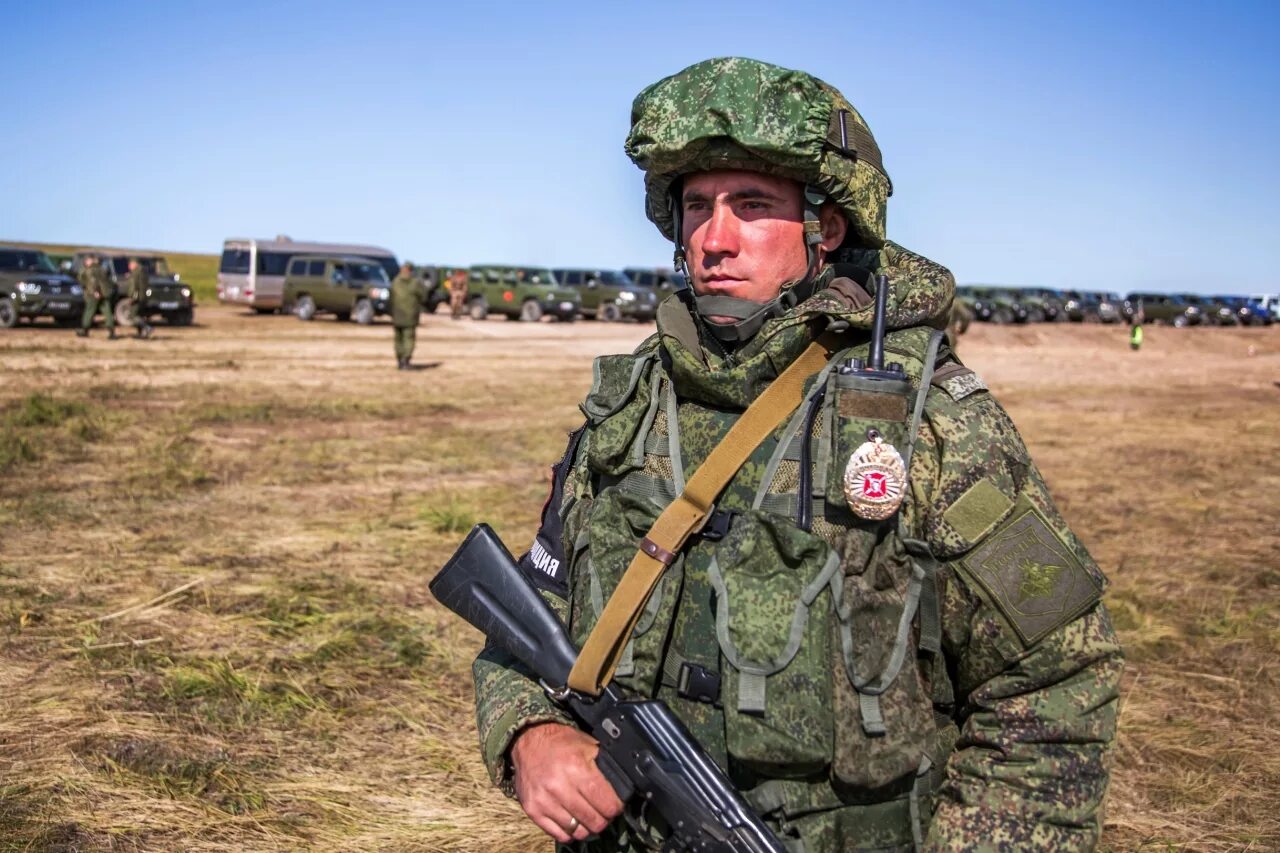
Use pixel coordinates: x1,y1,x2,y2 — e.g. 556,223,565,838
569,487,683,698
821,367,937,790
709,509,841,774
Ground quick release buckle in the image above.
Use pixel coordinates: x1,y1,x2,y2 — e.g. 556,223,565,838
677,661,722,705
694,508,737,543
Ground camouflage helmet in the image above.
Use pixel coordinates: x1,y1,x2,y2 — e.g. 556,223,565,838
625,57,892,249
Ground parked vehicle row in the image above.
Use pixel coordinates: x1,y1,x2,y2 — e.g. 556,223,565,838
1,245,196,329
958,285,1276,327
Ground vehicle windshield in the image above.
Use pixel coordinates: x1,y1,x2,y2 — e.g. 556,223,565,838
349,262,389,283
596,271,634,287
0,249,57,274
105,256,169,276
516,268,557,285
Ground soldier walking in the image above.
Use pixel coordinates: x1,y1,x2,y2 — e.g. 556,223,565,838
126,259,153,339
390,261,427,369
448,268,469,320
76,255,116,338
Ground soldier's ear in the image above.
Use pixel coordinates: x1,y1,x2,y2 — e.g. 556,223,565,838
819,202,848,253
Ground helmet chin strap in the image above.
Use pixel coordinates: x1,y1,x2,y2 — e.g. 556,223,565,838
672,184,829,349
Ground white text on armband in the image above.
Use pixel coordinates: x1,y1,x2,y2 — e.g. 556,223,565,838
530,540,561,578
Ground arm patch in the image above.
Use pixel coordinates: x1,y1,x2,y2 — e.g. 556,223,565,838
516,425,586,599
958,496,1102,648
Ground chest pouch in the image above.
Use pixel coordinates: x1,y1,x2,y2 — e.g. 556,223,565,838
708,508,841,775
568,487,684,698
819,367,938,789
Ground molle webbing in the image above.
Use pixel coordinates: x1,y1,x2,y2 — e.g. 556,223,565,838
566,335,838,696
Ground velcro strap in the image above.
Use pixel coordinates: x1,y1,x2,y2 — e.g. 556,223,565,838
826,108,892,194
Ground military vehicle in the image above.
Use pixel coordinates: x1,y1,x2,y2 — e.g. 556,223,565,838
465,265,580,322
1123,292,1203,327
1061,290,1121,323
282,255,394,323
1016,287,1068,322
1180,294,1237,326
963,286,1029,324
72,251,194,326
552,268,659,322
218,237,399,314
0,246,84,328
415,265,462,314
622,267,684,292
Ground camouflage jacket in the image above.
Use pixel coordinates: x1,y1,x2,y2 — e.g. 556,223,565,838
473,243,1122,852
390,272,426,327
78,265,111,300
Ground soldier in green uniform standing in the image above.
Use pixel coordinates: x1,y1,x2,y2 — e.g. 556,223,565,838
126,258,153,339
391,262,427,369
471,58,1122,852
76,254,116,338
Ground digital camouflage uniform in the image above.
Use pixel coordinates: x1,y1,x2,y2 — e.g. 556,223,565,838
391,270,427,367
78,262,115,334
472,58,1121,852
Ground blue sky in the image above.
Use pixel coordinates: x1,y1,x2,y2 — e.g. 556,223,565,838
2,0,1277,293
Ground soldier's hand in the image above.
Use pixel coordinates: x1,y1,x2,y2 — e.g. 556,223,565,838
510,721,623,843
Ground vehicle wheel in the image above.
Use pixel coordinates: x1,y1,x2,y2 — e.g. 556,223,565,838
115,299,136,327
519,300,544,322
599,303,623,323
468,298,489,321
1,299,21,328
295,295,317,321
352,299,374,325
992,308,1013,325
1172,315,1189,328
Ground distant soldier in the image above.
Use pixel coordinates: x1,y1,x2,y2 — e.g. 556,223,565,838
391,261,427,369
946,297,973,352
1130,322,1144,351
76,255,116,339
448,268,469,320
126,259,153,339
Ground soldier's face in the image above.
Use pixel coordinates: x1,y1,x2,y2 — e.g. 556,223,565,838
680,170,844,308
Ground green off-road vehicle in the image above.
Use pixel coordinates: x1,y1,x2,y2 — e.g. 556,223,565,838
964,286,1029,324
622,267,684,292
1181,294,1238,326
1123,292,1203,327
1062,290,1122,323
1016,288,1068,322
283,255,394,324
0,246,84,328
466,265,580,321
72,251,195,327
553,268,659,322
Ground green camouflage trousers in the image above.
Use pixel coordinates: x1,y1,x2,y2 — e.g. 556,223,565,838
394,325,416,361
81,293,115,331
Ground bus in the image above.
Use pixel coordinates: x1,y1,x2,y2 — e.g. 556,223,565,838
217,237,399,312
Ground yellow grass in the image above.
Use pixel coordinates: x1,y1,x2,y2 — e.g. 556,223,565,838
0,309,1277,851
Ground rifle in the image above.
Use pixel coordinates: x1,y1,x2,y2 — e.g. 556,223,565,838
430,524,785,853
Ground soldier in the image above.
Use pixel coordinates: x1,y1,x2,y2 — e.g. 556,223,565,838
76,255,116,338
126,258,153,339
391,261,427,369
472,58,1122,851
448,268,469,320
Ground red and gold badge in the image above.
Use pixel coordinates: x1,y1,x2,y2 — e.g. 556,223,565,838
842,437,907,520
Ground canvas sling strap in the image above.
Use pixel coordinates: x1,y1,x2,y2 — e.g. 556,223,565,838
567,332,838,696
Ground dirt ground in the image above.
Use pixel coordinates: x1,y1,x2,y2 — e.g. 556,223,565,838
1,305,1277,851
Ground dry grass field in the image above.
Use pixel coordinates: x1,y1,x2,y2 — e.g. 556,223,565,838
1,306,1277,851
